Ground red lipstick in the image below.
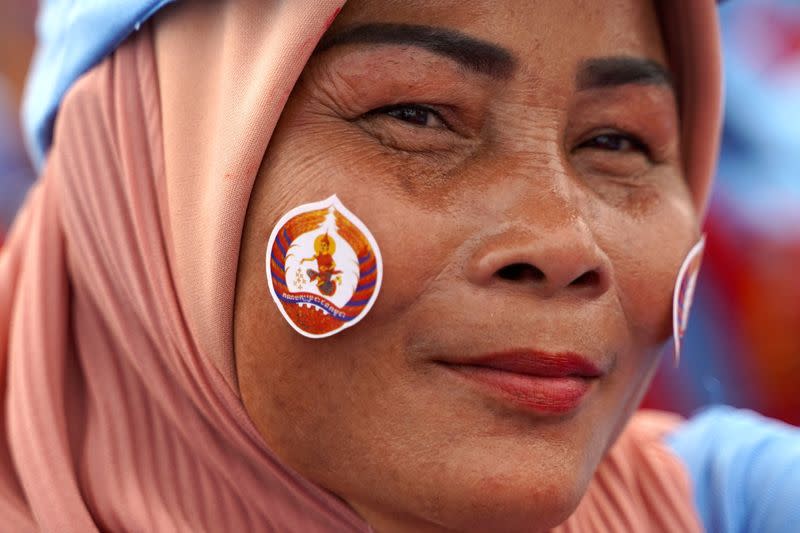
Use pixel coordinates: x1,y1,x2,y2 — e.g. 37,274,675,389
440,350,603,415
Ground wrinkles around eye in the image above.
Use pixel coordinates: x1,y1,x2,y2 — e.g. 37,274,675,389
355,102,479,156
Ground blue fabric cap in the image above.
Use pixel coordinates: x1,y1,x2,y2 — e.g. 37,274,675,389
22,0,175,169
668,406,800,533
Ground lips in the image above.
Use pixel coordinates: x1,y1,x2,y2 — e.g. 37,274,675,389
438,350,604,415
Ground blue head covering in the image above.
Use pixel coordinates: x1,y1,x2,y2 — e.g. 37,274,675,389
22,0,175,169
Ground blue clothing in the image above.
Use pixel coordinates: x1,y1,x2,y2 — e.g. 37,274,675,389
22,0,175,169
669,406,800,533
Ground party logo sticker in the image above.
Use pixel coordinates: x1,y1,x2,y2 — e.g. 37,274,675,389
266,195,382,338
672,236,706,365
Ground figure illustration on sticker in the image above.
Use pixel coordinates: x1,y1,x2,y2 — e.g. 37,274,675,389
302,233,341,296
266,195,382,339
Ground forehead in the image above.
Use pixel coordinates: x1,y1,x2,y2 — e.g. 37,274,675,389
331,0,668,71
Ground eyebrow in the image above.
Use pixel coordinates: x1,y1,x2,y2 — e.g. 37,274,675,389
316,23,517,79
576,57,674,91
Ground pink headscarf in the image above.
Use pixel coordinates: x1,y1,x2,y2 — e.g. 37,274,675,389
0,1,721,531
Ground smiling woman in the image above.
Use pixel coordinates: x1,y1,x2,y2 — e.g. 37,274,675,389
5,1,796,533
234,2,695,531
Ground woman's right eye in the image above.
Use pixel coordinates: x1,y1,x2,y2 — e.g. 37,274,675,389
368,104,448,129
354,100,477,156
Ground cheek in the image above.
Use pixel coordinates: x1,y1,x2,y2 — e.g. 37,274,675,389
256,123,476,327
605,190,697,345
591,193,697,447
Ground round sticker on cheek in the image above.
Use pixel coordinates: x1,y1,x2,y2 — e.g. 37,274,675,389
266,195,383,339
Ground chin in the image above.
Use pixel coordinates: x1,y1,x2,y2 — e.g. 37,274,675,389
372,438,598,533
425,470,589,533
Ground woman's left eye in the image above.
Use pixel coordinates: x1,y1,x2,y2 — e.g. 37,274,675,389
577,132,650,156
368,104,448,129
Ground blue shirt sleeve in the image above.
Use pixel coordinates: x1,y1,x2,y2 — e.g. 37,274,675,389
667,405,800,533
21,0,176,170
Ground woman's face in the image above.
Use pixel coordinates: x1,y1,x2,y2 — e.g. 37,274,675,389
235,1,697,531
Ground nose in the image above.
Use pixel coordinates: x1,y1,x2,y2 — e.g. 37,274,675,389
466,218,611,300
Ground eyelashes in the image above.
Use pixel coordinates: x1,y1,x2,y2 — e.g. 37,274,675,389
354,99,664,183
368,103,653,161
575,131,652,158
365,103,450,129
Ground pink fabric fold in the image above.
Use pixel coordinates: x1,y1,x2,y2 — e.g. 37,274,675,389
554,411,703,532
1,3,367,531
0,1,721,531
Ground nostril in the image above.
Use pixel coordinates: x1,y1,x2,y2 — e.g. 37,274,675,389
569,270,601,288
496,263,546,282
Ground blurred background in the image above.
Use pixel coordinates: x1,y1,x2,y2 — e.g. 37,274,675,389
0,0,35,244
1,1,798,425
643,0,800,426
